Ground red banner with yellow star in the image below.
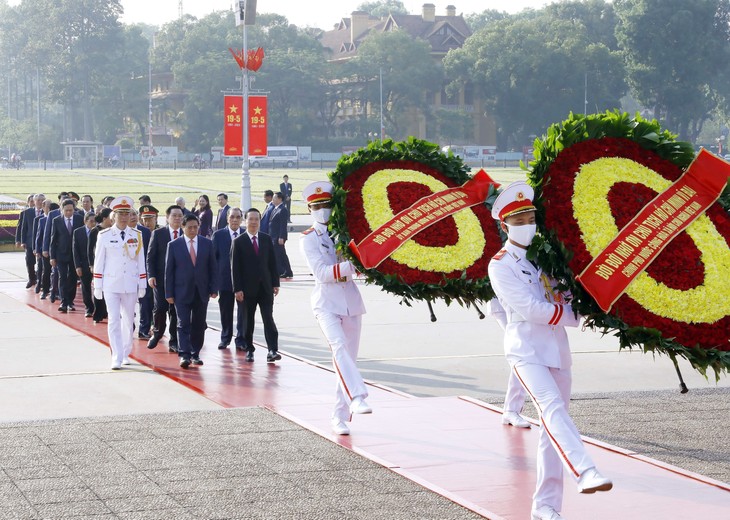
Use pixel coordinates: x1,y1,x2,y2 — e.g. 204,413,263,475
223,95,267,156
248,95,267,156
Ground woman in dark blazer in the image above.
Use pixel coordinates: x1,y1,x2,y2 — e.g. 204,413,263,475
194,194,213,238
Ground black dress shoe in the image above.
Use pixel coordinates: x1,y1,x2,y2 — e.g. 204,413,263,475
218,342,229,349
192,356,204,366
25,280,35,289
168,345,178,353
68,305,76,311
35,285,41,294
266,350,281,362
50,295,57,303
169,339,178,348
40,292,48,300
245,351,254,362
179,358,190,369
147,336,161,349
85,311,93,318
58,305,67,313
138,331,151,339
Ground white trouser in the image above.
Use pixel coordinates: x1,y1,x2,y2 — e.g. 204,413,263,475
316,311,367,422
106,292,137,367
513,362,595,512
504,369,527,414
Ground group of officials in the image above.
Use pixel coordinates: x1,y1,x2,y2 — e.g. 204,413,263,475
16,178,611,518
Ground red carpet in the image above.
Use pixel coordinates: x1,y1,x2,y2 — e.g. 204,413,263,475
13,287,730,519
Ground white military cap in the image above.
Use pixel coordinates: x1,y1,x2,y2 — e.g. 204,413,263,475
110,196,134,212
302,181,333,205
491,181,536,221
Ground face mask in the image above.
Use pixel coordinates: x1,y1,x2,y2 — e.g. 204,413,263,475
506,223,536,247
311,208,331,224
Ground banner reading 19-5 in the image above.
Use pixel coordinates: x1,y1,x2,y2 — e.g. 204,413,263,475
223,95,268,156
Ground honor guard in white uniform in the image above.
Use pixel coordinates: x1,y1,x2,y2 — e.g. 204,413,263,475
487,182,612,520
300,181,371,436
93,196,147,370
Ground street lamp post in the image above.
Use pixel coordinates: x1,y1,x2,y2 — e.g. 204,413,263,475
236,0,257,210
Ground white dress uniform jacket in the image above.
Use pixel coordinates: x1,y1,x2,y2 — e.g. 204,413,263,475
300,222,365,317
93,226,147,294
488,242,578,369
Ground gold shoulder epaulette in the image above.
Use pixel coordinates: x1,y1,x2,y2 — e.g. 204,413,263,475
492,248,507,261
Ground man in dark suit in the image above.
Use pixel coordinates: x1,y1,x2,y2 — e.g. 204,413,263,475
259,190,274,234
212,207,245,350
136,205,158,339
43,192,70,303
73,212,96,317
269,192,293,278
32,198,49,295
279,175,293,222
147,205,184,351
231,208,281,362
49,198,84,312
19,193,45,288
35,200,56,299
215,193,230,231
165,213,218,368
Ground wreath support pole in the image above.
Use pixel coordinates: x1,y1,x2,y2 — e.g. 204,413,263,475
669,353,689,394
426,301,437,322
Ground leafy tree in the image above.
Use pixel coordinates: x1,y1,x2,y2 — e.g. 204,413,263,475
445,11,626,149
614,0,730,141
20,0,125,141
465,9,509,32
352,29,442,140
356,0,408,17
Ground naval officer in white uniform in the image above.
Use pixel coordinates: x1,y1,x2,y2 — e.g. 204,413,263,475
487,181,612,520
93,196,147,370
299,181,371,436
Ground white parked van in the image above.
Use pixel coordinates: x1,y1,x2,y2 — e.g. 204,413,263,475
250,146,299,168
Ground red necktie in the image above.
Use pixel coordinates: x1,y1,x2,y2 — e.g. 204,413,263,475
189,239,196,266
252,235,259,255
173,229,178,239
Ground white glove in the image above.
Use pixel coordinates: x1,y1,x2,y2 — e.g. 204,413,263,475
138,288,146,299
94,288,103,300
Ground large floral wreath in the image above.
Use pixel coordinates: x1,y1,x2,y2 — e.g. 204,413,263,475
528,111,730,378
329,138,502,306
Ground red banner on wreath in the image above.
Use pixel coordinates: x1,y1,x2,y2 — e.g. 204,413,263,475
222,95,267,156
349,169,497,269
576,149,730,311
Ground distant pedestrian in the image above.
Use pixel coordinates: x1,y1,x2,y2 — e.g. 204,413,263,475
269,192,293,278
279,175,293,221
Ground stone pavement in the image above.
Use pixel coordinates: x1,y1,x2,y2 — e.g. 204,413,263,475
1,409,483,519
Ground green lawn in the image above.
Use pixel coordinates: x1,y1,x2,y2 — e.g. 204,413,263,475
0,166,528,215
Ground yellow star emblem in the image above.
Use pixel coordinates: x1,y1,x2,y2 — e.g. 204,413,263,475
253,106,262,115
229,105,238,114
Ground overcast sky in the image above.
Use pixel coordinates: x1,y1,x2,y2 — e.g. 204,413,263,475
116,1,557,28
